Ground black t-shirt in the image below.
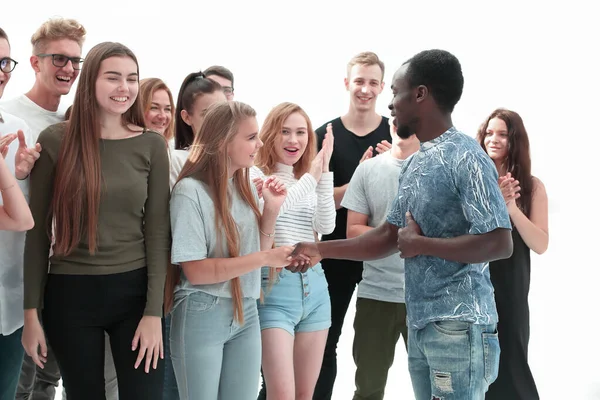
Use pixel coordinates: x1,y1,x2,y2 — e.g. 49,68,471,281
316,116,391,241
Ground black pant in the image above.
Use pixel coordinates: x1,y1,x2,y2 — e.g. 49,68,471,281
42,268,164,400
257,260,363,400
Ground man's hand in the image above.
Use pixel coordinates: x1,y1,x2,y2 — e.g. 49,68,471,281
14,130,42,180
288,242,322,273
397,212,423,258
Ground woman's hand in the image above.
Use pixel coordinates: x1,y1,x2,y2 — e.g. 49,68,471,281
132,315,163,373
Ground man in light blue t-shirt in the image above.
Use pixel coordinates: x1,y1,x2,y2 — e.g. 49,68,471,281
341,124,419,400
290,49,513,400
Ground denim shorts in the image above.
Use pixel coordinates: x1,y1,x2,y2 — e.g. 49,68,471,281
258,263,331,336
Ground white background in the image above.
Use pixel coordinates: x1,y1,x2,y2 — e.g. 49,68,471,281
2,0,599,398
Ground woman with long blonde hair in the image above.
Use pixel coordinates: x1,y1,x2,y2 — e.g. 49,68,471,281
251,102,335,400
167,101,296,399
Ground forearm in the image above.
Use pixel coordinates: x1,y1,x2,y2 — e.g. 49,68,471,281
0,158,33,231
416,228,513,263
333,184,348,210
510,209,548,254
347,225,374,239
182,252,268,285
318,222,397,261
260,205,279,250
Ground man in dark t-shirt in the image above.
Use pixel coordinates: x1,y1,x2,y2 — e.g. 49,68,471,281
312,51,392,400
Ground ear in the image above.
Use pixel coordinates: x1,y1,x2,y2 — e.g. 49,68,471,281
344,77,349,91
180,109,192,126
380,81,385,91
416,85,428,104
30,55,41,73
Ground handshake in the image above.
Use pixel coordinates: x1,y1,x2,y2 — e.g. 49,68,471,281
264,242,321,273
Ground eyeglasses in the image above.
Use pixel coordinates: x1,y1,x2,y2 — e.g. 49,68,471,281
0,57,18,73
36,53,84,70
222,87,234,95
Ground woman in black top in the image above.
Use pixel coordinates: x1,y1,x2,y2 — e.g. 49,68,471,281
477,108,549,400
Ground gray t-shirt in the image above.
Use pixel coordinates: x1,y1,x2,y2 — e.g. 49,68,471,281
342,151,406,303
170,176,261,304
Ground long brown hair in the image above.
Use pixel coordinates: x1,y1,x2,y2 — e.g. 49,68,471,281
139,78,175,141
254,102,317,179
476,108,533,217
164,101,261,322
51,42,144,256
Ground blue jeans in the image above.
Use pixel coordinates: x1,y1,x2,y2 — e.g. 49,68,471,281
0,327,24,399
258,264,331,335
163,314,179,400
408,321,500,400
170,292,261,400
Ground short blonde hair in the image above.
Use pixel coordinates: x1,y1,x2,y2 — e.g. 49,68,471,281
31,18,86,54
347,51,385,79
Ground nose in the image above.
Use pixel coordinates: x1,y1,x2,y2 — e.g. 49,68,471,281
257,137,264,148
61,61,75,74
388,101,394,111
361,86,368,93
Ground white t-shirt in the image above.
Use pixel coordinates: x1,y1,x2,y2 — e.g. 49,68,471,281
0,109,34,335
0,94,65,142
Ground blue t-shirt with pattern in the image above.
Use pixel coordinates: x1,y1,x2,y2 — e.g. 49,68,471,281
386,127,511,330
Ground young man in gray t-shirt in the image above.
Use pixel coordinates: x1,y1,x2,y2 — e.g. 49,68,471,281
341,124,419,399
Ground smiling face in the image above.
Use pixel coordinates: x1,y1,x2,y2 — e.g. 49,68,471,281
484,117,509,162
33,38,82,96
144,89,172,134
0,38,11,98
345,63,384,113
274,112,309,166
389,64,419,139
94,56,139,117
227,116,262,172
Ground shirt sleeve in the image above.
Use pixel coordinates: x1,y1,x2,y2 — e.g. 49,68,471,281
341,161,369,215
313,172,336,235
143,137,171,317
23,126,59,310
454,150,512,234
170,189,208,265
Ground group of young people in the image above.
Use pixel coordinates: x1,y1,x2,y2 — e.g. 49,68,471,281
0,16,548,400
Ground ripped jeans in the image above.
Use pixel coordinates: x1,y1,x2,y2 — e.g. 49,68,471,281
408,321,500,400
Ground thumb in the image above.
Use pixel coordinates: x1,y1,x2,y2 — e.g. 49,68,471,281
17,130,27,148
405,211,414,222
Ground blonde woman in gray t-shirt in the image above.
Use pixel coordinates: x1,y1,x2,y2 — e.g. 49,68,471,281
167,101,303,400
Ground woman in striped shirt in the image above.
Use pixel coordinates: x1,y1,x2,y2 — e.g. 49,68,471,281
251,102,335,400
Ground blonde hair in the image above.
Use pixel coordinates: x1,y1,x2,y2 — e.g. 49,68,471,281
31,18,86,54
347,51,385,79
165,101,261,322
255,102,317,179
139,78,175,141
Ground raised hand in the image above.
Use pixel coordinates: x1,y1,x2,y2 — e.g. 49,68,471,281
14,130,42,179
262,176,287,210
309,149,325,181
397,212,423,259
499,173,521,215
376,140,392,154
0,133,17,158
321,123,334,172
359,146,373,164
252,177,264,199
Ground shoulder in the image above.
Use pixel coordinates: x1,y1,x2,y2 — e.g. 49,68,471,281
38,122,67,147
532,176,547,198
249,165,265,180
172,176,209,199
0,108,29,131
143,129,168,146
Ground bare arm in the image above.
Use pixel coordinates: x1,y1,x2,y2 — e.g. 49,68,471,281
260,204,279,250
318,221,398,261
414,228,513,263
181,252,269,285
0,156,34,231
510,178,549,254
333,184,348,210
346,210,374,238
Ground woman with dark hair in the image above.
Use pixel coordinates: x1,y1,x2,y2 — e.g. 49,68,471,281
21,41,170,400
477,108,549,400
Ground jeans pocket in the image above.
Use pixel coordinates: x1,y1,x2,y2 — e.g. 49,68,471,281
313,263,325,276
186,291,218,313
261,267,280,289
432,320,470,335
482,331,501,385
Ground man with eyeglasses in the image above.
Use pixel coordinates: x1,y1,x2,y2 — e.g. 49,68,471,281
204,65,235,101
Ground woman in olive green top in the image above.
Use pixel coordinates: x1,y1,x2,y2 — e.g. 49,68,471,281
21,42,170,400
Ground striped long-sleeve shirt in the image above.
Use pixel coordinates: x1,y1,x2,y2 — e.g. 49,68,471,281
250,163,336,246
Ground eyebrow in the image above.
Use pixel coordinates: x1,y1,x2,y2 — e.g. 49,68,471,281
151,101,171,107
103,71,139,77
282,126,307,130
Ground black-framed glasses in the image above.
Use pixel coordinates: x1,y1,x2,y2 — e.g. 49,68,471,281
0,57,18,73
222,86,234,95
36,53,84,70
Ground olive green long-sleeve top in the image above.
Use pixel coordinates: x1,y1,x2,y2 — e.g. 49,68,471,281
24,122,171,317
